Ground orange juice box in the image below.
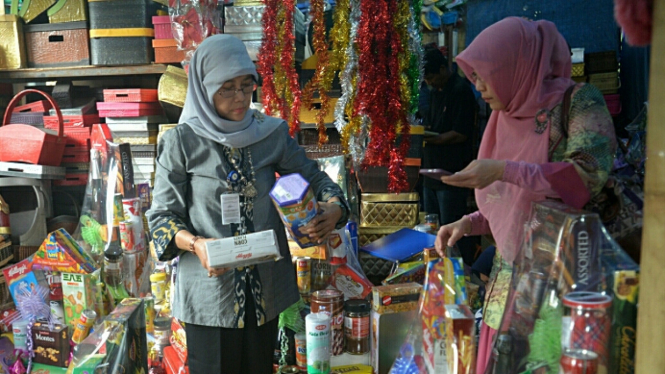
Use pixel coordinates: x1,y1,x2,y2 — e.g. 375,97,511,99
269,173,319,248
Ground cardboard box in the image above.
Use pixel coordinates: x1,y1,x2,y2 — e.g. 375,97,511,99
99,298,148,373
2,258,48,307
371,283,422,314
270,173,319,248
371,309,418,374
443,305,475,374
61,271,100,329
164,345,189,374
30,363,69,374
205,230,280,269
32,322,70,367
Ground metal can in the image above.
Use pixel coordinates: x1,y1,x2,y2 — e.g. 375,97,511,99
113,193,124,226
119,220,137,252
122,197,142,221
72,309,97,344
296,258,311,296
294,332,307,371
560,349,598,374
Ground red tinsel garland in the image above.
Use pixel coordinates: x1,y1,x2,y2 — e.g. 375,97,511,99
258,0,279,116
355,0,409,192
280,0,302,136
302,0,330,145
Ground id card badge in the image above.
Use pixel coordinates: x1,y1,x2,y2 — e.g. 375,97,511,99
221,193,241,225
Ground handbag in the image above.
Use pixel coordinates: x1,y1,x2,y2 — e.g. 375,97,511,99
559,85,644,243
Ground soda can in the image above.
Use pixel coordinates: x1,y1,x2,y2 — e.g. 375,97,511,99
294,332,307,371
119,220,137,252
296,258,311,296
113,193,124,226
122,197,142,221
72,309,97,344
560,349,598,374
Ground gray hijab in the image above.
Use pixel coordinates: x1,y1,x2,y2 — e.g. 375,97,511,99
179,34,283,148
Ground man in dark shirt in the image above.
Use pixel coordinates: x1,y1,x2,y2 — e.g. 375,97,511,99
421,48,477,263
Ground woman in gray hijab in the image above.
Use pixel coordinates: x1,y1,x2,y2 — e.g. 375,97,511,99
147,34,349,373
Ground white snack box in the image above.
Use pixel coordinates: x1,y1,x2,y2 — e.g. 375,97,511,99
205,230,282,268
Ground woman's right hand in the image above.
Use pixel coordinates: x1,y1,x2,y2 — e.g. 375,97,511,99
192,238,229,278
434,216,472,257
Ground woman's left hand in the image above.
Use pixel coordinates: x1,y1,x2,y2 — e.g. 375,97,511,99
304,201,343,244
440,159,506,189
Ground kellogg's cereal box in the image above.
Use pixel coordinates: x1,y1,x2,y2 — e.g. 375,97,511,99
270,174,319,248
2,258,48,307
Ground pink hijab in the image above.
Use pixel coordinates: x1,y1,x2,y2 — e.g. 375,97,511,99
456,17,575,263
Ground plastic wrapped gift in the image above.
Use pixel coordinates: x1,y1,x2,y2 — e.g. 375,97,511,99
484,200,639,374
68,298,148,373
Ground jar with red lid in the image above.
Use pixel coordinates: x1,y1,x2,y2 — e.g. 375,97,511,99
562,291,612,373
344,299,370,355
310,289,344,356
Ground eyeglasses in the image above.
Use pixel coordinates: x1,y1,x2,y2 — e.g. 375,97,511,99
217,84,256,99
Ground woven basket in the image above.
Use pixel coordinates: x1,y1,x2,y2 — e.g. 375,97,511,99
571,63,585,77
12,245,38,263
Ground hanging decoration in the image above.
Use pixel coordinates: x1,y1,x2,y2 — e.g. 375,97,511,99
302,0,331,145
258,0,302,136
408,0,424,115
280,0,302,137
355,0,409,192
257,0,280,116
335,0,364,161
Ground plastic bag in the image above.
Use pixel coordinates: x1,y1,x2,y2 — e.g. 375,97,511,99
484,200,639,374
168,0,222,66
390,258,475,374
317,228,373,301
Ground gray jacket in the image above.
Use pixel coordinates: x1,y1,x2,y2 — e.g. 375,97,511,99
147,121,345,328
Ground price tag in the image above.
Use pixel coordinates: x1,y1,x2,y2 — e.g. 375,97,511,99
221,193,241,225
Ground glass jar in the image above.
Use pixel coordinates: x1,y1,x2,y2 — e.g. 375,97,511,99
424,214,440,232
153,316,172,346
562,291,612,373
103,249,123,288
344,299,370,355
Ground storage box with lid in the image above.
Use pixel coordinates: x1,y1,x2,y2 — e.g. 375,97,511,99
152,15,172,39
88,0,158,29
24,21,89,67
47,0,87,23
224,5,306,62
585,51,618,74
589,71,619,94
0,15,27,69
13,0,57,24
360,193,419,228
90,28,154,65
153,38,186,64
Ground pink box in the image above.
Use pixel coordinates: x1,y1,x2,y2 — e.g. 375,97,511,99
152,16,173,39
96,102,163,118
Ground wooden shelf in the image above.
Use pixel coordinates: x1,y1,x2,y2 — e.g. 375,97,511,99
0,64,168,82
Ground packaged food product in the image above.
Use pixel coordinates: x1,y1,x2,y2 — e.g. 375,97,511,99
270,173,320,248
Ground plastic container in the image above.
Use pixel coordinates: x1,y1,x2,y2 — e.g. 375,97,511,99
604,94,621,116
150,272,167,302
310,289,344,356
562,292,612,373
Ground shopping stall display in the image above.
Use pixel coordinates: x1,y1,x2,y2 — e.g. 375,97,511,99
0,0,647,373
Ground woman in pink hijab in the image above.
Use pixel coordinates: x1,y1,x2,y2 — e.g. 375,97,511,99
434,17,616,373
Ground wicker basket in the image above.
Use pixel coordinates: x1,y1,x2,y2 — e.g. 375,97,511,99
571,63,585,77
12,245,39,263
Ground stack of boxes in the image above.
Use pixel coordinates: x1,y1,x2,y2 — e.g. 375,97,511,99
44,98,98,187
152,15,186,64
586,51,621,117
356,126,424,283
224,4,306,62
99,88,164,188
